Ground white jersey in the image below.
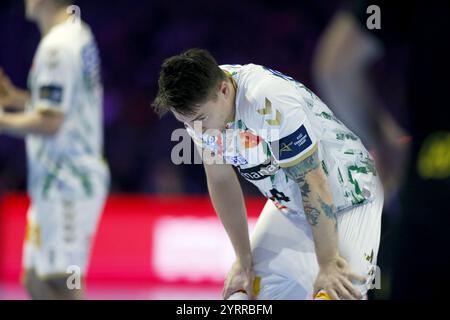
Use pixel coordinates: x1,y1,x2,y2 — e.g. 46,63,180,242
26,20,109,201
187,64,379,214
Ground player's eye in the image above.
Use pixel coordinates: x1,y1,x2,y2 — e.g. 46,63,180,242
196,115,207,122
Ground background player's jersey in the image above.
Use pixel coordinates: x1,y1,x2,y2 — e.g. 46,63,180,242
188,64,378,214
26,20,109,201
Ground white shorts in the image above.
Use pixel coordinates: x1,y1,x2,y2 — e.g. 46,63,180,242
231,178,383,300
22,194,106,279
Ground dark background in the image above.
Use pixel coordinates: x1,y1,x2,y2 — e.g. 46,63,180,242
0,0,407,195
1,0,429,299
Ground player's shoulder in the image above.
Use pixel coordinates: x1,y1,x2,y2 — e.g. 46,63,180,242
234,64,305,130
40,21,92,58
236,64,302,109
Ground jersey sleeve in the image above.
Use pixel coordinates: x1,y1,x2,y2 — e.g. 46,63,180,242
34,44,78,114
245,67,319,168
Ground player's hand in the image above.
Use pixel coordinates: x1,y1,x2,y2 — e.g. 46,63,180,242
0,68,17,108
222,259,256,300
314,256,366,300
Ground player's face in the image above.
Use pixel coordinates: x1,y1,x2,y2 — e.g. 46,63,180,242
24,0,44,21
173,80,235,132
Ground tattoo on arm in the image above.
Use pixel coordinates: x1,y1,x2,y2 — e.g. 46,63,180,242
297,178,335,227
283,149,337,227
302,196,321,226
319,198,336,220
283,149,320,183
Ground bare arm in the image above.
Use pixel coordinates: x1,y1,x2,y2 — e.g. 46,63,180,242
204,162,252,266
284,147,365,299
0,107,64,137
0,68,30,111
283,148,338,266
204,162,256,299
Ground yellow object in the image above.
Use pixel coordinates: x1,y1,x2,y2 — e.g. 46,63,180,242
417,131,450,179
253,276,261,296
25,220,42,248
315,290,332,300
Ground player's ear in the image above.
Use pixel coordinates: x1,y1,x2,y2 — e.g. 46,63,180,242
220,80,229,97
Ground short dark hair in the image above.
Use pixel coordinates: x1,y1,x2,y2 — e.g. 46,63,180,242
152,49,226,117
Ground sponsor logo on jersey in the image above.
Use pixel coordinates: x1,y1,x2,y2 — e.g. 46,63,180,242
227,155,248,166
39,84,63,104
239,131,261,149
202,134,223,155
271,125,313,161
237,158,279,181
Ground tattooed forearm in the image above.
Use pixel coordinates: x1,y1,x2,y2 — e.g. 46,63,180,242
297,178,335,227
298,178,320,226
283,147,339,266
319,197,337,230
283,148,336,227
283,148,320,183
304,205,320,226
319,198,336,221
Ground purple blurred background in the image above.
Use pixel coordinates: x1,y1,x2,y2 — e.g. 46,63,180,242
3,0,449,300
0,0,406,195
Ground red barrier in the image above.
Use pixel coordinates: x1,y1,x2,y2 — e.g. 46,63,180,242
0,194,265,284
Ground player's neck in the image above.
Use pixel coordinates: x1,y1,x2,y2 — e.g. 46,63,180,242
38,7,71,37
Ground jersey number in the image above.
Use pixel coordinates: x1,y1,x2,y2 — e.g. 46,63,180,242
269,188,290,202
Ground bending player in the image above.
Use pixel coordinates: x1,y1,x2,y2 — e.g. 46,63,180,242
0,0,109,299
153,49,383,300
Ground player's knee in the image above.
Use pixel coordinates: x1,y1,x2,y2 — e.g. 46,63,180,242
22,269,47,300
22,270,35,293
43,276,70,293
44,276,83,299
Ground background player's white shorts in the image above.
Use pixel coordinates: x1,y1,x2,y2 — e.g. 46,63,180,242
22,194,106,279
231,177,383,300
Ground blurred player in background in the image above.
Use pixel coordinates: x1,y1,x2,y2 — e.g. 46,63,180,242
153,49,383,300
0,0,109,299
313,0,450,298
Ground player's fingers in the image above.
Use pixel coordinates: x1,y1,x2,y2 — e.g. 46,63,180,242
340,276,363,300
335,282,355,300
223,280,243,300
348,272,367,284
328,288,340,300
243,275,254,299
222,286,233,300
222,278,231,299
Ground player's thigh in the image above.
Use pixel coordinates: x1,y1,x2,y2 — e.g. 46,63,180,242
250,200,317,299
32,196,105,278
251,201,314,258
337,179,384,296
22,205,39,272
